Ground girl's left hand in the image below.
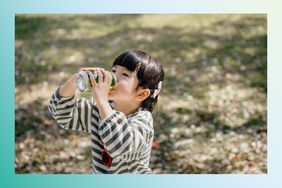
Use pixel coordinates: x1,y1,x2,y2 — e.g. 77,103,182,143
88,68,112,105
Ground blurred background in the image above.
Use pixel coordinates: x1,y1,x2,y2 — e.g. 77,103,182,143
15,14,267,174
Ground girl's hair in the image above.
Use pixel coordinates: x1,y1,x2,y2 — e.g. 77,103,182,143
112,49,164,112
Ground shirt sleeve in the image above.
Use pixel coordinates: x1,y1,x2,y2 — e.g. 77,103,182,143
98,110,154,158
48,87,100,133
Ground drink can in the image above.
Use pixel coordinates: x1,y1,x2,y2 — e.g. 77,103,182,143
76,70,117,92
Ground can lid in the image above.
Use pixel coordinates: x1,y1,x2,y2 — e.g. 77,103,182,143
76,71,89,92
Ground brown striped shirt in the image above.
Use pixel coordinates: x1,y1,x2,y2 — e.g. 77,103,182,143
48,88,154,174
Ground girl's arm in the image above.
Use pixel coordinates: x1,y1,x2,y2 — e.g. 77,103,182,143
87,68,115,120
58,73,78,98
48,73,100,133
98,110,154,159
86,68,154,158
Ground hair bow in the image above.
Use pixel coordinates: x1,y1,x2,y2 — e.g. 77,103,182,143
153,81,162,99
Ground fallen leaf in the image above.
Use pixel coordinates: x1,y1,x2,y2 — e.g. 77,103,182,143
69,134,77,141
152,140,160,149
43,118,53,126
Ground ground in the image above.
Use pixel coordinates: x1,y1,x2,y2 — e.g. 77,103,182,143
15,14,267,174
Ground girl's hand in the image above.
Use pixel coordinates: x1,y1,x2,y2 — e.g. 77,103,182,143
88,68,112,105
80,67,98,72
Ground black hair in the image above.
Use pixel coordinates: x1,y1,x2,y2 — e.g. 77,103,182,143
112,49,164,112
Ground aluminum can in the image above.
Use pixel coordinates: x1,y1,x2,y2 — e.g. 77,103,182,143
76,70,117,92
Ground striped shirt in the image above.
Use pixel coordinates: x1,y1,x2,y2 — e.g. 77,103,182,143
48,88,154,174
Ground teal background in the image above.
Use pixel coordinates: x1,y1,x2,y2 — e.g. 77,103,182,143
1,0,281,187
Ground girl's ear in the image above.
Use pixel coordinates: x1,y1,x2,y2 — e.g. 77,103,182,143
136,88,151,101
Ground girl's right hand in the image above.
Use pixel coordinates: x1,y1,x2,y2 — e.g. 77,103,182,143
79,67,98,72
58,67,100,98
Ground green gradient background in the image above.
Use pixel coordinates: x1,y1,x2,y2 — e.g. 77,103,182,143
1,0,281,188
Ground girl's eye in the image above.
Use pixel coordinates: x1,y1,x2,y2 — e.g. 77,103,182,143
122,73,129,77
111,70,116,73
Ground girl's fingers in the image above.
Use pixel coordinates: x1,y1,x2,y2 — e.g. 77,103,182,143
80,67,97,72
97,68,104,84
100,69,111,85
100,68,106,80
105,71,111,85
88,71,98,87
80,67,87,71
80,67,111,85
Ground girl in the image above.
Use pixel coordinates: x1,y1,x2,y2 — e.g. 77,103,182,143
48,50,164,174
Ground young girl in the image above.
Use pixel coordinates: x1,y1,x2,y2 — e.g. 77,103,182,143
48,50,164,174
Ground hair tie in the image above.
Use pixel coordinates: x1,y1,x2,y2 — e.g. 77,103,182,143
153,81,162,99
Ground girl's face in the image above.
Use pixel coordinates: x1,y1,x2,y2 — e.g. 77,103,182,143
108,65,139,103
